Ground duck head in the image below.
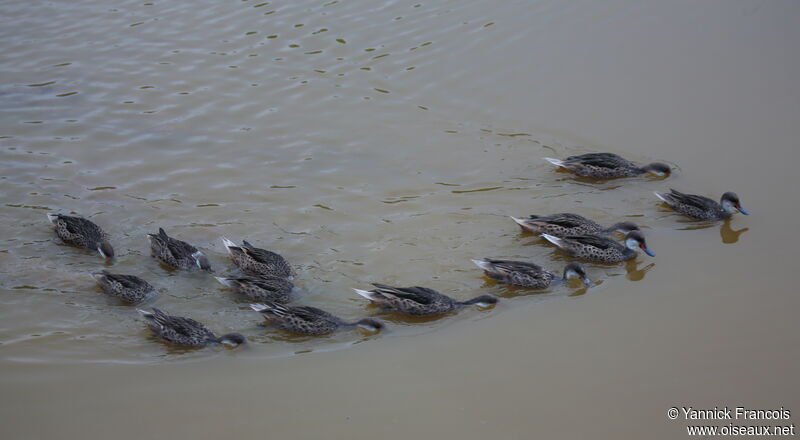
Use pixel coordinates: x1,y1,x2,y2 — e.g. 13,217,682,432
640,162,671,177
721,192,748,215
97,240,115,260
355,318,385,332
608,221,640,234
217,333,247,347
563,262,594,287
191,251,213,272
462,294,499,307
625,230,655,257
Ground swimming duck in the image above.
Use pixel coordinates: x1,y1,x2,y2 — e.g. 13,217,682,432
353,284,498,317
47,213,114,260
92,270,157,304
544,153,671,179
137,308,246,347
148,228,212,271
511,213,639,237
655,189,749,220
249,302,384,335
221,237,292,279
542,230,655,263
215,275,294,302
472,259,594,288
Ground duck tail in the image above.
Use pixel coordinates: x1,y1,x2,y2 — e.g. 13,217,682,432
653,191,669,203
91,270,108,280
221,237,238,253
471,259,494,272
46,213,59,224
541,234,566,248
510,216,536,228
249,303,270,313
353,288,380,302
137,308,155,320
215,276,234,288
544,157,565,168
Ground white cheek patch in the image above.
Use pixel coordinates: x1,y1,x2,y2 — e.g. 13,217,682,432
721,200,735,212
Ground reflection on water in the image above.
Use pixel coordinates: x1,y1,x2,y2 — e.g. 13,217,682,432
625,259,655,282
720,220,749,244
1,0,797,437
674,218,749,244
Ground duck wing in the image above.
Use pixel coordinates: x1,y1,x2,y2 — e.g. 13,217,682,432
566,234,616,249
371,284,439,305
149,308,212,338
484,259,544,275
266,303,333,322
243,245,285,264
61,215,103,238
565,153,629,168
104,272,148,289
537,213,593,228
668,189,718,209
159,230,197,257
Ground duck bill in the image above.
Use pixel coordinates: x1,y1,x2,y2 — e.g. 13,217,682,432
736,205,749,215
641,245,655,257
582,277,596,287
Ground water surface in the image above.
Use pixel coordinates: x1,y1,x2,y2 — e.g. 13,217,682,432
2,0,799,438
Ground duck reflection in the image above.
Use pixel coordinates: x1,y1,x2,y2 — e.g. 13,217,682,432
720,219,749,244
676,218,749,244
625,259,655,281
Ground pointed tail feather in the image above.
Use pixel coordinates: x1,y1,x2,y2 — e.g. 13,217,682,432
654,191,669,203
544,157,565,168
471,259,494,271
250,303,269,313
221,237,238,252
215,276,234,287
46,213,59,223
541,234,566,248
353,288,379,301
510,216,529,227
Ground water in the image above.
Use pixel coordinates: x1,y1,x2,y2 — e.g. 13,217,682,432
2,0,799,438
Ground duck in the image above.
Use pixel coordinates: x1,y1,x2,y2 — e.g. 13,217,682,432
511,213,639,237
353,284,498,317
92,270,157,304
148,228,212,271
472,259,594,288
221,237,292,279
249,302,384,335
655,189,749,220
544,152,671,179
137,308,246,347
542,230,655,263
215,275,294,302
47,213,114,260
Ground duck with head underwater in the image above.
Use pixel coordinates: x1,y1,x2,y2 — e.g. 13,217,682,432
148,228,212,272
544,152,671,179
249,302,384,336
353,283,498,317
47,213,114,261
138,308,246,347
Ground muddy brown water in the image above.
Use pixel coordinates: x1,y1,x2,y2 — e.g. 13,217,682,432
2,1,799,438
